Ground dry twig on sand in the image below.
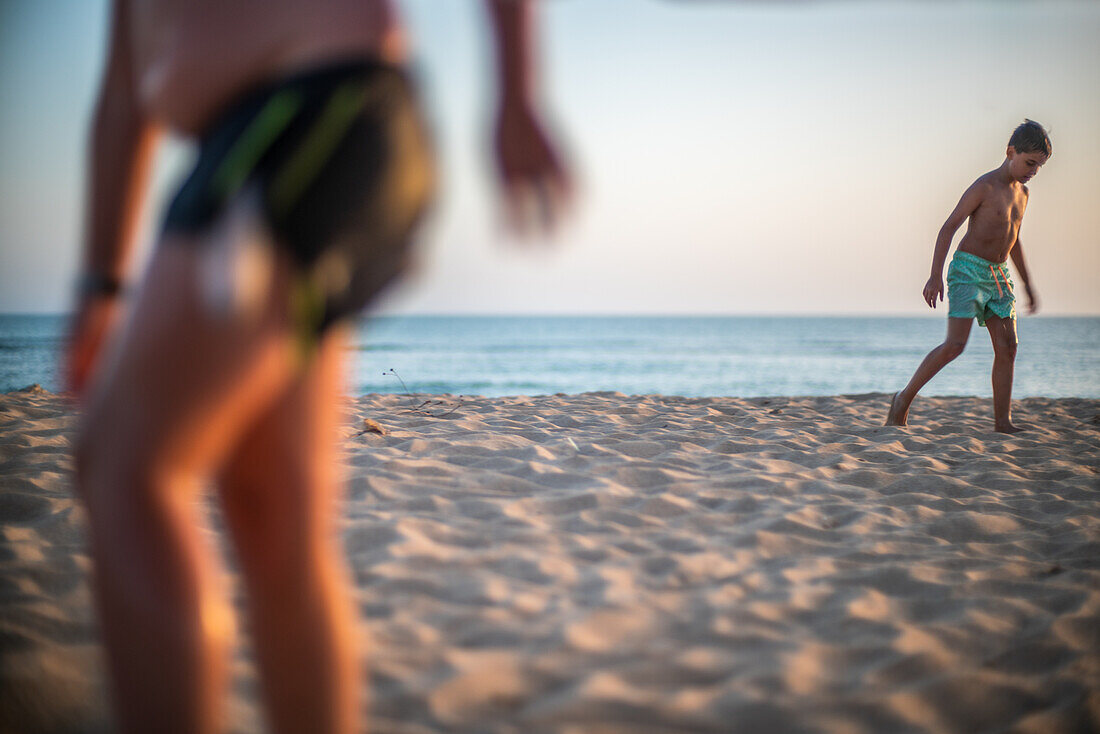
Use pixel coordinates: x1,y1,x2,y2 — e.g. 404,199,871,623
383,368,463,418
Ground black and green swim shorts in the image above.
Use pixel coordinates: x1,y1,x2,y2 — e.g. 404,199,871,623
163,57,435,338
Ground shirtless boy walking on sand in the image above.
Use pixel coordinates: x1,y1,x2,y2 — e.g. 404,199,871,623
69,2,569,732
886,119,1050,433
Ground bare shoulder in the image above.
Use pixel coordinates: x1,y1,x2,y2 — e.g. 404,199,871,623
957,175,994,208
971,170,999,192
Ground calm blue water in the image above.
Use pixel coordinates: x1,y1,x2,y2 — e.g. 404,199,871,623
3,314,1098,398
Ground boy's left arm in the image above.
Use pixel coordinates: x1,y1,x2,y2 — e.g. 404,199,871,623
1010,238,1039,314
485,0,573,235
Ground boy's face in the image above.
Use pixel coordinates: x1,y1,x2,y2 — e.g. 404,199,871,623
1006,146,1049,184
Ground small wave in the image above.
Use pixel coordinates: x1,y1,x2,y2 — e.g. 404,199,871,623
354,378,552,396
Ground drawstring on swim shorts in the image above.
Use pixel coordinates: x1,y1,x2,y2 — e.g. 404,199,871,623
990,264,1012,298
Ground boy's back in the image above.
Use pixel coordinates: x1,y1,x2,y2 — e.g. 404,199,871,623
124,0,403,135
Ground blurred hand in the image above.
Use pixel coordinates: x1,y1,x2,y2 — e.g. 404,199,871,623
1025,287,1039,315
922,276,944,309
492,100,573,236
66,295,122,399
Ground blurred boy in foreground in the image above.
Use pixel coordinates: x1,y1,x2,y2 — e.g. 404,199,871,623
68,1,570,732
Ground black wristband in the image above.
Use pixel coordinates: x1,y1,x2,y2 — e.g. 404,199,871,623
76,272,125,299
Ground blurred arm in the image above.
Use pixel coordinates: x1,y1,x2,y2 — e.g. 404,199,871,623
486,0,535,108
83,0,160,287
1009,236,1038,313
68,0,160,395
485,0,572,233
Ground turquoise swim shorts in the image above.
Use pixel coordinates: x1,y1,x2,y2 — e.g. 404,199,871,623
946,250,1016,327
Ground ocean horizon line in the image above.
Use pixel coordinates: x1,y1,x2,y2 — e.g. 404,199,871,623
4,314,1098,398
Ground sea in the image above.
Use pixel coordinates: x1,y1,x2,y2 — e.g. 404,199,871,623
2,314,1098,399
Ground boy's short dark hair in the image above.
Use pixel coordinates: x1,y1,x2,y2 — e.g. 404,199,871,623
1009,119,1052,156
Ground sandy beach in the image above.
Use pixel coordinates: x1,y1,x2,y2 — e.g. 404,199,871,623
1,386,1098,733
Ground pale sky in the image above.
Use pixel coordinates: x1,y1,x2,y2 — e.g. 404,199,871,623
1,0,1098,316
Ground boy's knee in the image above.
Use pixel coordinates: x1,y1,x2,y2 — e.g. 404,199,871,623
942,339,967,360
221,457,313,534
995,339,1018,361
222,453,312,514
73,412,157,514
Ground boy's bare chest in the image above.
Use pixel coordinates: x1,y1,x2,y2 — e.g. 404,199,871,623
970,188,1027,240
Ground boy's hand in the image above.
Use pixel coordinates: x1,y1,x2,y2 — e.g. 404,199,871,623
492,101,572,235
922,276,944,308
66,295,122,399
1025,287,1040,315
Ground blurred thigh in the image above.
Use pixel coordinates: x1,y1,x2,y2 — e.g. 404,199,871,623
80,234,298,485
217,326,348,565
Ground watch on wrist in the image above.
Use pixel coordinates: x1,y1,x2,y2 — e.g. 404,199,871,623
76,272,125,299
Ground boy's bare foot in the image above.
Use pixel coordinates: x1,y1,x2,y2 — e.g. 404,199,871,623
884,391,908,426
995,422,1024,434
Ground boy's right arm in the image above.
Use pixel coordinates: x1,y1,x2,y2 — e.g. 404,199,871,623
67,0,160,396
484,0,572,234
923,181,988,308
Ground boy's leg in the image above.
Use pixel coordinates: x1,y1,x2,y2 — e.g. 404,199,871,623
75,234,300,734
886,317,972,425
985,315,1021,433
217,327,360,734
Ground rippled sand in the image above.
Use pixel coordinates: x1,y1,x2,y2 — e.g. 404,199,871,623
2,388,1098,733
